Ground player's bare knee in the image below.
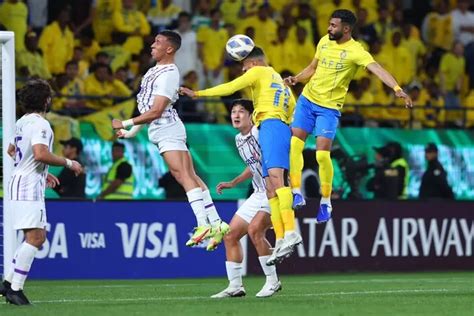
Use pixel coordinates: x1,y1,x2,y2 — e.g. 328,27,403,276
26,232,45,248
224,230,239,245
248,223,264,242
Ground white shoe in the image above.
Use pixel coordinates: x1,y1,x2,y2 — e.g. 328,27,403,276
266,239,285,266
210,286,246,298
256,280,282,298
275,232,303,261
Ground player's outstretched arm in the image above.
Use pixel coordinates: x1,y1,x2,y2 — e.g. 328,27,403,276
366,62,413,108
33,144,83,176
179,87,196,98
112,95,170,129
116,124,144,139
284,58,318,86
216,167,252,194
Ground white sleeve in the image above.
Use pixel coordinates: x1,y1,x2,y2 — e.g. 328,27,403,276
151,69,180,100
251,125,259,142
31,120,53,146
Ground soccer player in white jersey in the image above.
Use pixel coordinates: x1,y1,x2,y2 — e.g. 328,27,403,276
211,99,281,298
0,79,83,305
111,30,229,250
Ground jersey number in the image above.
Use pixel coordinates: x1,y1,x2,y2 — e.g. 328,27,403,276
270,83,290,111
13,136,23,167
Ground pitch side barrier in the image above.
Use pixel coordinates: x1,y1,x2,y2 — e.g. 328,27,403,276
248,199,474,274
3,200,472,279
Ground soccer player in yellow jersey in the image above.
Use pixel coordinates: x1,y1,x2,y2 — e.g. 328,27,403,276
285,9,413,222
180,47,302,266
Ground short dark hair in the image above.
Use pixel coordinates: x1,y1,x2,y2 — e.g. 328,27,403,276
158,30,181,51
231,99,254,113
178,11,191,19
243,46,265,60
331,9,357,28
17,79,52,113
112,141,125,149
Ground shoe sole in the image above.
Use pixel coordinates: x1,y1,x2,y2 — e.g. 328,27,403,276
293,202,306,210
276,239,303,261
211,291,246,298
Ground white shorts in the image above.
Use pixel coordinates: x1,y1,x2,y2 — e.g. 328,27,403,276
10,200,47,230
148,119,188,154
236,191,270,224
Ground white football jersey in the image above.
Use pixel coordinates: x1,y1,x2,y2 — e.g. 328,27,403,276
9,113,54,201
137,63,180,124
235,126,265,192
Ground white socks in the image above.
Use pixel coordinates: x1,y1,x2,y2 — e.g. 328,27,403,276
292,188,302,195
11,242,38,291
202,189,221,225
186,188,208,227
225,261,243,289
258,256,278,283
321,196,331,205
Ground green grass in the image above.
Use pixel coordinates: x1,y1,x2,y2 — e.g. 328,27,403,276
1,272,473,316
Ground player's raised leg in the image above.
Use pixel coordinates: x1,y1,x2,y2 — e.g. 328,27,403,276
185,152,230,250
313,106,340,223
290,95,317,210
162,150,212,246
211,216,247,298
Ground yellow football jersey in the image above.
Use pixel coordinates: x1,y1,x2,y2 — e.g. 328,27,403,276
196,66,295,126
303,35,375,110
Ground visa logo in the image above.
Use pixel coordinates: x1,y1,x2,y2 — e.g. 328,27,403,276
115,222,179,258
79,232,106,249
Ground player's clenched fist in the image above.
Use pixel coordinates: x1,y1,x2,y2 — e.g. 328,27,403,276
283,76,298,86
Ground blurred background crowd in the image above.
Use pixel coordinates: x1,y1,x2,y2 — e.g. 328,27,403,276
1,0,473,201
1,0,473,127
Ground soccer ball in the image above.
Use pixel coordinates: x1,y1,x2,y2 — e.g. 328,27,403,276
226,34,255,61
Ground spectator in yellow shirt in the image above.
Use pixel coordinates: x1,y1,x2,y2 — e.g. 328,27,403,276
295,3,319,44
197,9,228,87
267,26,297,74
219,0,244,25
421,82,446,128
292,27,316,75
147,0,181,32
422,0,454,52
16,32,51,80
0,0,28,51
440,41,465,109
345,79,375,120
72,46,90,79
91,0,122,44
79,30,102,63
84,63,132,110
38,7,75,75
54,61,89,116
112,0,151,55
373,5,392,43
354,7,377,45
239,4,277,53
401,22,426,77
389,31,414,85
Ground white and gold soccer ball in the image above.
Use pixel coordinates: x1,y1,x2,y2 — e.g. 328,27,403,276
226,34,255,61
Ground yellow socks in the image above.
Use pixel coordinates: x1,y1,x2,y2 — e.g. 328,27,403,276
275,187,295,232
289,136,305,192
316,150,333,198
268,197,284,239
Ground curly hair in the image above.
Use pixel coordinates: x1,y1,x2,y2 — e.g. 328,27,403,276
331,9,357,28
17,78,52,113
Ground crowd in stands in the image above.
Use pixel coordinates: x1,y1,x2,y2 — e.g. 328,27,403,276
1,0,474,127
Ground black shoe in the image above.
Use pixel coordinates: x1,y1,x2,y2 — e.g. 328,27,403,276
0,280,11,296
6,288,31,305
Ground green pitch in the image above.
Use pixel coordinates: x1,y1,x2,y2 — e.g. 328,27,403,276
1,272,473,316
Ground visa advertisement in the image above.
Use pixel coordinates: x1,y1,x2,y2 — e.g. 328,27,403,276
25,201,236,279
